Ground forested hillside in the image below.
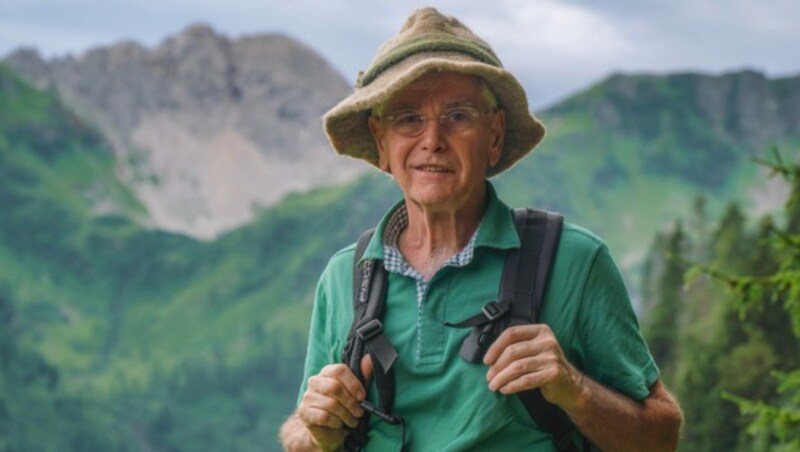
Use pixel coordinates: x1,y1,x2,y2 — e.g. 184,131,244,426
641,153,800,450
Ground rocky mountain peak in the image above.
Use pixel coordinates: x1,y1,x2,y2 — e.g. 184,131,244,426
175,23,219,41
4,24,365,239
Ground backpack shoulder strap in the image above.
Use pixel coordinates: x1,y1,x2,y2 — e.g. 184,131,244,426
501,208,563,325
343,229,401,451
503,208,586,452
350,228,377,326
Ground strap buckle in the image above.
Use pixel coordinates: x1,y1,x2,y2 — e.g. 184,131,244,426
356,319,383,341
481,300,506,322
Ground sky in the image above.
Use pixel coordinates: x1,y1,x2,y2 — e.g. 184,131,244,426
2,0,799,110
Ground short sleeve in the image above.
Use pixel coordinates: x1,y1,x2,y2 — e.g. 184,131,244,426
295,277,335,406
575,244,660,400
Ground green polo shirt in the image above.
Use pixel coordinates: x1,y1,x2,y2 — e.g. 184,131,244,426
298,185,659,451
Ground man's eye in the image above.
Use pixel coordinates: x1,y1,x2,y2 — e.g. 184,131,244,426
394,113,424,125
446,109,473,123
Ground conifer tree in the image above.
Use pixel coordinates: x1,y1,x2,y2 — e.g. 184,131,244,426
684,150,800,449
644,222,687,380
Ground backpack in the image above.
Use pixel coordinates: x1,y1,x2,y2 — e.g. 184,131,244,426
342,208,588,451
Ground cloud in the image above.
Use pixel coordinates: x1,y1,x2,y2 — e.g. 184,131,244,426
468,0,632,62
1,0,799,109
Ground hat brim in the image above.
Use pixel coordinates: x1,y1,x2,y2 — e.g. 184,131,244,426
323,52,545,178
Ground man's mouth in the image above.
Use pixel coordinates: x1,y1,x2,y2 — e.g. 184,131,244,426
415,165,452,173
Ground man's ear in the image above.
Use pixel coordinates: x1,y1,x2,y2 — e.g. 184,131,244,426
368,116,391,173
488,109,505,168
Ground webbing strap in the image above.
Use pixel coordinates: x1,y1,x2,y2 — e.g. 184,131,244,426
506,208,581,452
358,264,396,413
344,229,401,451
501,209,548,325
518,390,579,452
344,229,375,451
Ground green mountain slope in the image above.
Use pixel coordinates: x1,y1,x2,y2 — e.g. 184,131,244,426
497,71,800,279
0,65,400,448
2,63,799,450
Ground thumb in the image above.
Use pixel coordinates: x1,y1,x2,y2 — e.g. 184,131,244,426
360,354,374,384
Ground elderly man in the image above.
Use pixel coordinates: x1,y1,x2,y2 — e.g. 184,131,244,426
280,7,682,451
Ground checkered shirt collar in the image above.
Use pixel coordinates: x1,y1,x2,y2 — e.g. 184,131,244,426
382,205,478,278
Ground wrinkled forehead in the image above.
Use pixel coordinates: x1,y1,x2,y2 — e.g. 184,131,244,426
384,71,486,110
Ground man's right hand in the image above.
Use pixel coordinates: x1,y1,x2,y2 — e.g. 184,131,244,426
295,357,374,451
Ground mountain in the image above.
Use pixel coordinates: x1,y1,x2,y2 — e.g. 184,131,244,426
0,63,395,449
497,70,800,274
3,24,365,239
2,40,799,449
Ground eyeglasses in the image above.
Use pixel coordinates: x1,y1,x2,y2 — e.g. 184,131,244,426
381,106,493,137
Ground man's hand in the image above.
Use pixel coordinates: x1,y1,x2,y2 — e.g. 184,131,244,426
483,324,586,411
291,356,374,451
482,324,682,451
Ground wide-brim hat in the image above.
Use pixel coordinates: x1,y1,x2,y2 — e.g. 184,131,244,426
323,7,545,178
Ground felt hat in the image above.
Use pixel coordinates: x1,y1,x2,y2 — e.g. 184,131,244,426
323,7,545,177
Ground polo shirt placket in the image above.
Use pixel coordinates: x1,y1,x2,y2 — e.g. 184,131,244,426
382,205,477,366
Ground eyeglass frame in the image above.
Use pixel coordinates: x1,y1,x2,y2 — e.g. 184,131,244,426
378,105,498,137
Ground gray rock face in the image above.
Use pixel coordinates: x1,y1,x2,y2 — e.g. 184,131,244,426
4,24,366,239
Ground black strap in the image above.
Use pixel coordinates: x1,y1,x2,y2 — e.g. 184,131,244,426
444,300,511,362
343,229,401,451
502,209,562,324
507,208,582,452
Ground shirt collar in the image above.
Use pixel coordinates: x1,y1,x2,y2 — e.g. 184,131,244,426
360,182,520,263
381,204,478,276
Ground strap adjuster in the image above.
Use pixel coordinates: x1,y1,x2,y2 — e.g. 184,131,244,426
356,319,384,341
482,301,506,322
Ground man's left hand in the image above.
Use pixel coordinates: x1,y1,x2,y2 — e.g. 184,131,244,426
483,324,587,412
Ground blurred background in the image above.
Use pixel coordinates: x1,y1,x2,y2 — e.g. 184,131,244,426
1,1,799,450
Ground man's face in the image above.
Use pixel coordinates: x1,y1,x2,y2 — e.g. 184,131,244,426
368,72,505,213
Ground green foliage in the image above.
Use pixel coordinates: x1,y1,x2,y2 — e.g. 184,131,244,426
648,149,800,450
643,222,687,380
712,152,800,448
0,284,118,451
723,370,800,451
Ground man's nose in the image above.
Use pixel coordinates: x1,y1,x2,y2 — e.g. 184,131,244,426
419,115,446,152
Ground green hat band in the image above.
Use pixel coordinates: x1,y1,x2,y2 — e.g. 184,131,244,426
357,33,502,87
